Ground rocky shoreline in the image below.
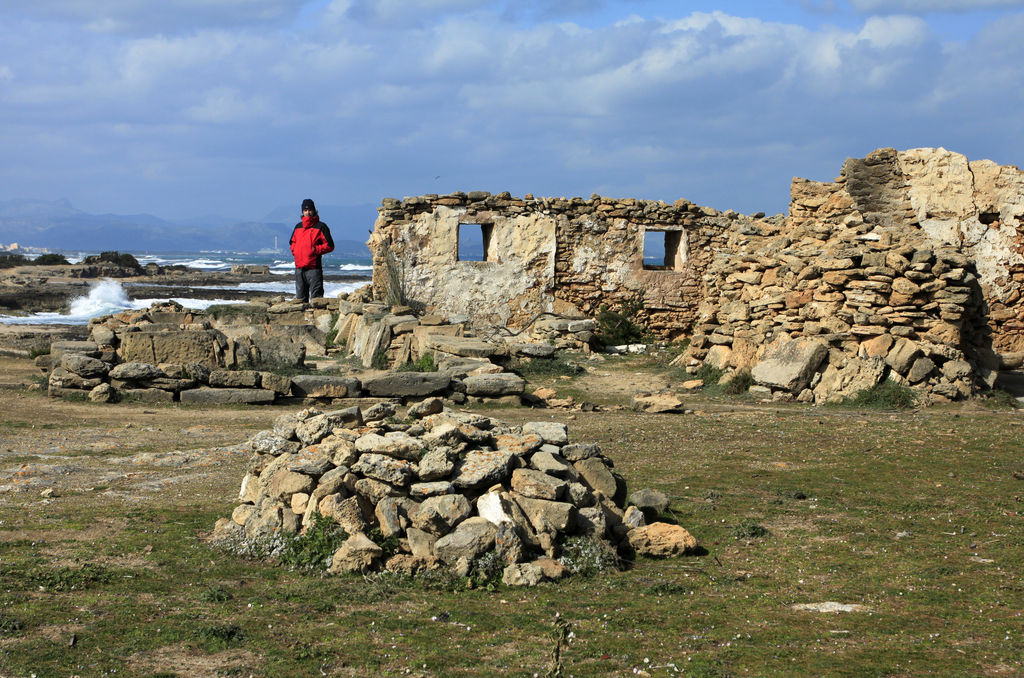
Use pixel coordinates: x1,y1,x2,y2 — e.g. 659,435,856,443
0,262,367,316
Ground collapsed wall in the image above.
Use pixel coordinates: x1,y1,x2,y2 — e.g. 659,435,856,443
685,148,1024,402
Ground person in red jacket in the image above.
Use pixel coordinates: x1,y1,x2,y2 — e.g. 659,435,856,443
289,198,334,302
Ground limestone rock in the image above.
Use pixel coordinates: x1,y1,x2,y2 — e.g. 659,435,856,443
329,533,384,574
751,338,829,393
627,523,698,556
433,517,496,563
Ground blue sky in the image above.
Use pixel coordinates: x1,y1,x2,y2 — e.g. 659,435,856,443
1,0,1022,224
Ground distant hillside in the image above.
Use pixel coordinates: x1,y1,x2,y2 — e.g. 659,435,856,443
0,199,378,254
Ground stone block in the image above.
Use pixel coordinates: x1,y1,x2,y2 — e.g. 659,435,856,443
179,387,276,404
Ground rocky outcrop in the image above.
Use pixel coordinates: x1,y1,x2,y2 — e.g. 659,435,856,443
212,406,698,584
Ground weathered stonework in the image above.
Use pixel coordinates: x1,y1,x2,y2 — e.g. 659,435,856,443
368,192,756,340
368,148,1024,402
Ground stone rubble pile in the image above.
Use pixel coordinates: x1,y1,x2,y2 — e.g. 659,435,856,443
212,403,697,585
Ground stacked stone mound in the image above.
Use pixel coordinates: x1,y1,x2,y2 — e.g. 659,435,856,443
683,148,1016,403
213,403,697,585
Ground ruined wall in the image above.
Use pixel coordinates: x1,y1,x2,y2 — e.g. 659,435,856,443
369,192,759,338
686,147,1024,402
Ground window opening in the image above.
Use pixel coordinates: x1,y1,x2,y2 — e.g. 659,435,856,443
643,230,683,270
458,223,492,262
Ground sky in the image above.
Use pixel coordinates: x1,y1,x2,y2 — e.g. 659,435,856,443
1,0,1023,225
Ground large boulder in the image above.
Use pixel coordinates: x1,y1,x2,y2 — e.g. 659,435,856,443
627,523,698,556
751,338,829,393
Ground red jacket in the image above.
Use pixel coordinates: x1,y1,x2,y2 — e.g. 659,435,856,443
290,219,334,269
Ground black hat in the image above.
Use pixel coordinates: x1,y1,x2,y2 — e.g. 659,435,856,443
301,198,316,213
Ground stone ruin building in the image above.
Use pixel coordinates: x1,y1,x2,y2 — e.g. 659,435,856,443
368,147,1024,403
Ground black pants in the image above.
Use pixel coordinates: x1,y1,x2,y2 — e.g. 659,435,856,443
295,267,324,301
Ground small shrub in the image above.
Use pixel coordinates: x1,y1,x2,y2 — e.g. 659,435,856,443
0,613,25,634
81,251,142,270
31,253,70,266
366,527,401,559
844,381,917,409
28,345,50,359
731,520,770,540
397,353,437,373
193,623,245,649
725,369,754,394
199,585,233,602
371,348,390,370
558,536,620,576
696,363,723,387
278,513,349,572
593,293,648,347
468,551,505,589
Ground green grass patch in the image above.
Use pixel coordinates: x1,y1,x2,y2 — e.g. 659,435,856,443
2,387,1024,676
513,354,585,380
840,380,918,409
278,512,349,571
0,562,114,592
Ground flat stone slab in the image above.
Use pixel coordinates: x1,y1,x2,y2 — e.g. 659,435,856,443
463,373,525,396
290,375,361,398
424,335,503,358
361,372,451,397
179,387,276,404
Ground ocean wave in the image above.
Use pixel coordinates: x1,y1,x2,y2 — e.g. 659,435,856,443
0,279,369,325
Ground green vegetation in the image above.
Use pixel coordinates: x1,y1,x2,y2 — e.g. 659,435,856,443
592,293,648,346
695,362,723,386
0,253,27,268
278,513,348,571
32,253,71,265
397,352,438,372
512,354,585,379
979,388,1021,409
1,364,1022,676
81,250,143,270
840,380,919,409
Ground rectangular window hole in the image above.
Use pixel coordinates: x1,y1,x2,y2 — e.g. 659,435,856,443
643,230,683,270
458,223,492,262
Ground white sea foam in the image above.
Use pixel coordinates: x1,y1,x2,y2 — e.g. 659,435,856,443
0,278,368,325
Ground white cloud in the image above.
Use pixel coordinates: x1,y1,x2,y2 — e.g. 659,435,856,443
851,0,1024,12
0,2,1022,219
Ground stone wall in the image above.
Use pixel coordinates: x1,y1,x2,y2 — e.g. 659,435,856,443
368,192,760,340
684,147,1024,402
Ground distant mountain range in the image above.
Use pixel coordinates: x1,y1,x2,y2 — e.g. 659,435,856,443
0,198,379,255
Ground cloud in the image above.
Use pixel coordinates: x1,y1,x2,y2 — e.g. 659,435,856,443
0,3,1022,221
849,0,1024,13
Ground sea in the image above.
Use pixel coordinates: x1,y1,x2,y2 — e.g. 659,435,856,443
0,250,373,326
